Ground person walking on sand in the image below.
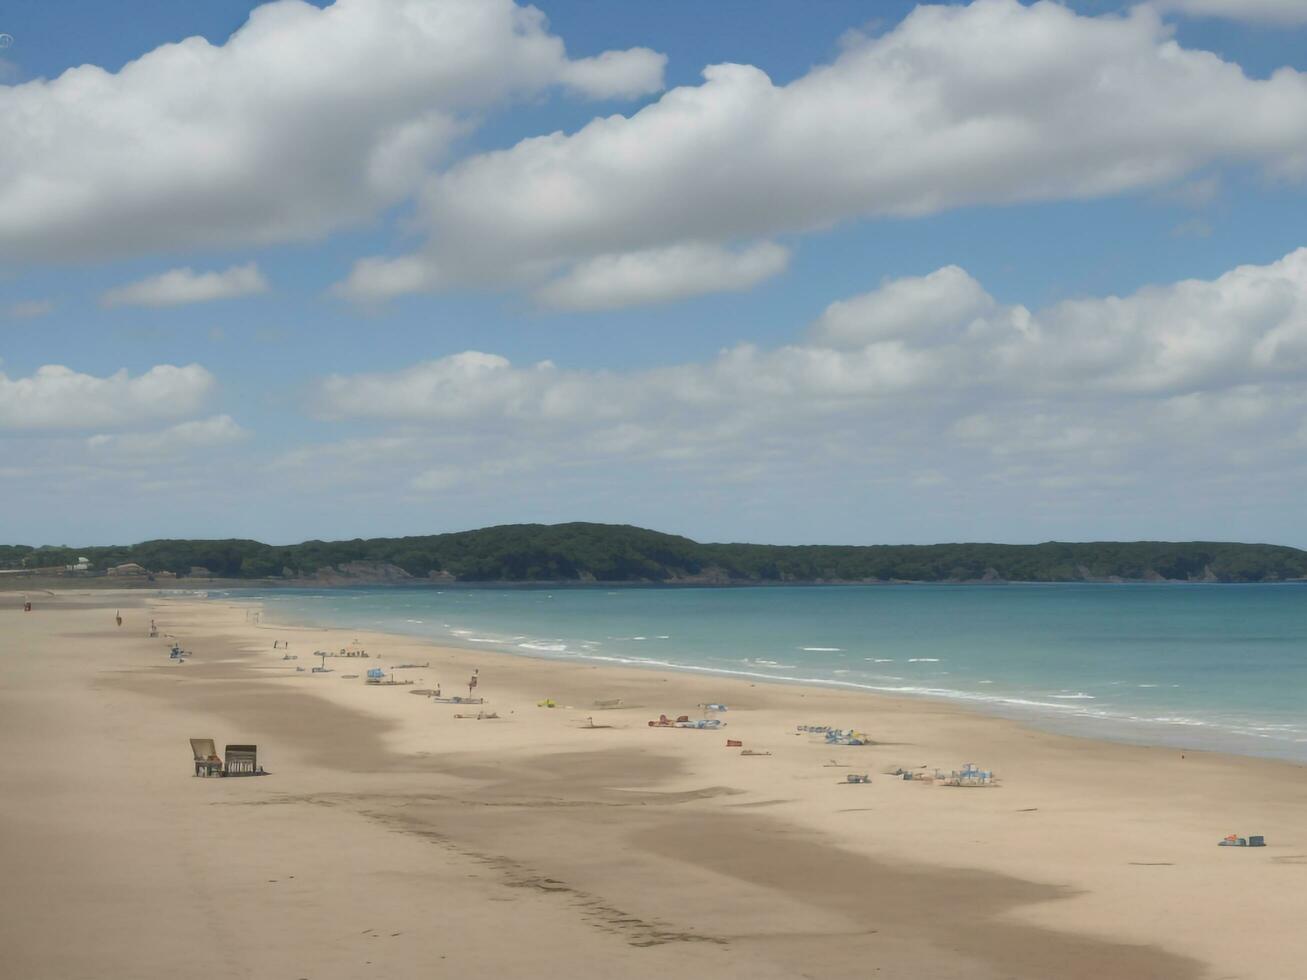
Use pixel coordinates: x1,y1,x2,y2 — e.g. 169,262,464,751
115,610,122,627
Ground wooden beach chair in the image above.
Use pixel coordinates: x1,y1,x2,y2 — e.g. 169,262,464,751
190,738,223,777
223,744,260,776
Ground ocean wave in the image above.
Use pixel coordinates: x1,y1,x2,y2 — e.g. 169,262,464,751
518,641,567,652
801,646,843,652
1050,693,1096,700
907,658,941,663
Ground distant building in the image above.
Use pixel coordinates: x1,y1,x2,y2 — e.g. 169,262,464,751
107,562,148,577
65,556,91,572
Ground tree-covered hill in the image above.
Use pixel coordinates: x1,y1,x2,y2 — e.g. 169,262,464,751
4,523,1307,584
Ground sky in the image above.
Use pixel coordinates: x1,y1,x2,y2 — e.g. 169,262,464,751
3,0,1307,548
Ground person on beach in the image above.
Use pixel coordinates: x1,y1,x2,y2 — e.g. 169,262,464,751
115,611,122,627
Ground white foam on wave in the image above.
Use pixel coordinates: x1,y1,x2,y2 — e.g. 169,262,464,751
518,641,567,652
801,647,843,652
1050,693,1096,700
907,658,941,663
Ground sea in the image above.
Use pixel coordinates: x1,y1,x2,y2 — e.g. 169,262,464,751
209,583,1307,763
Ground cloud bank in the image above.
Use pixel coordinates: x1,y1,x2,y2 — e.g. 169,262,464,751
341,0,1307,305
308,248,1307,508
0,364,215,430
0,0,664,261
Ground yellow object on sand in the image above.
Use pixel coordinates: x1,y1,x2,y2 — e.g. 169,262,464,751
537,698,557,708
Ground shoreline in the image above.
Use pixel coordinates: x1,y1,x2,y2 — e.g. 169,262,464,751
8,576,1307,591
223,585,1307,767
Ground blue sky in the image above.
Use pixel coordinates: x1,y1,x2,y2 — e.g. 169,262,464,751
3,0,1307,547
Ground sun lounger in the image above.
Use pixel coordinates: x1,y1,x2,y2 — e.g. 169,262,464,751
845,773,871,784
433,696,485,704
676,718,725,729
740,749,771,756
726,738,743,747
593,698,624,709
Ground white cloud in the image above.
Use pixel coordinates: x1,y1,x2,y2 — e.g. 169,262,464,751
534,241,789,311
1151,0,1307,25
306,248,1307,510
811,266,994,347
341,0,1307,302
0,363,215,430
4,299,53,318
100,263,268,308
560,48,668,100
0,0,664,261
86,414,246,456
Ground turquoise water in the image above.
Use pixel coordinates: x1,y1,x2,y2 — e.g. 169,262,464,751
216,583,1307,762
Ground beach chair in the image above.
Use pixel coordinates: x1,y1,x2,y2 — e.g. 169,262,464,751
190,738,223,777
223,745,260,776
593,698,624,709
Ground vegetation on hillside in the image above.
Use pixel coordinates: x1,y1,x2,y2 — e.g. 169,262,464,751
4,523,1307,584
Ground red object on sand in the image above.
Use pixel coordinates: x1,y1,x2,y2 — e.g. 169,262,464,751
726,739,743,747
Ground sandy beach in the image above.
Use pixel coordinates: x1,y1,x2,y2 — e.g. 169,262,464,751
3,590,1306,979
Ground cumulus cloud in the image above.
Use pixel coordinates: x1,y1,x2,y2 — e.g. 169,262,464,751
811,266,994,347
341,0,1307,303
0,363,215,430
86,414,246,456
534,241,790,311
0,0,664,261
1151,0,1307,24
305,248,1307,514
100,263,268,308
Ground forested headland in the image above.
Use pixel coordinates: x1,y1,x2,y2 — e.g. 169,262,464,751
4,523,1306,584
